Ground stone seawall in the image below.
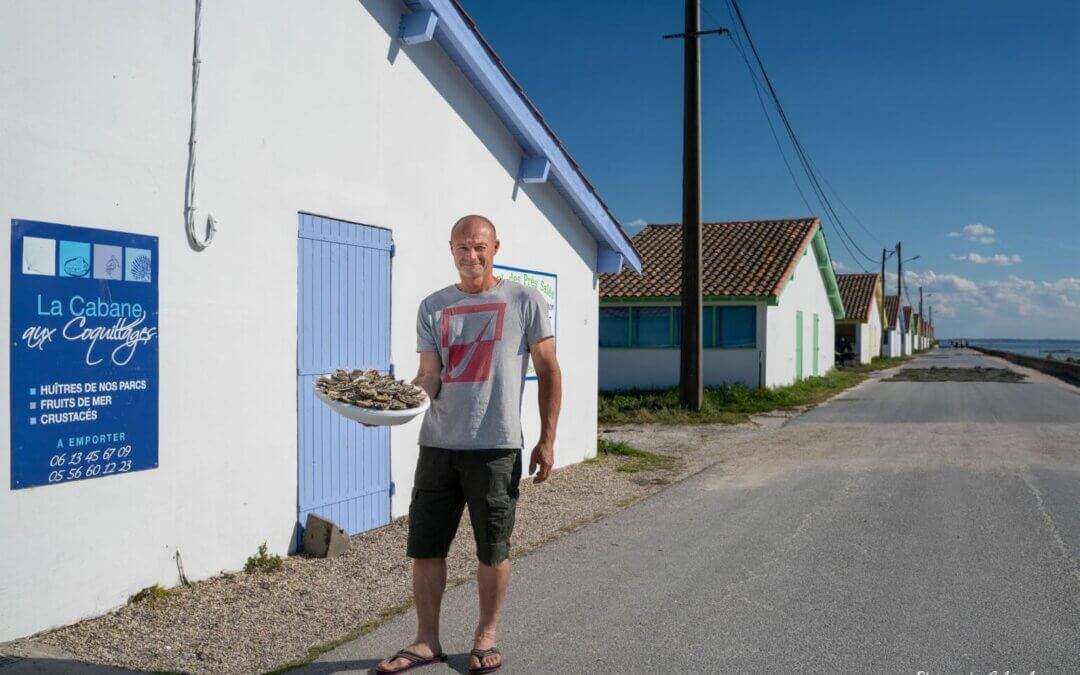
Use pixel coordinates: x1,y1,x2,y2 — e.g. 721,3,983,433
971,346,1080,387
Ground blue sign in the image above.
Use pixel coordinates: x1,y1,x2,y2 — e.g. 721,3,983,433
9,220,159,489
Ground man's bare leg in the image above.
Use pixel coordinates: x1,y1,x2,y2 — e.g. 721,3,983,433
471,560,509,671
378,558,447,672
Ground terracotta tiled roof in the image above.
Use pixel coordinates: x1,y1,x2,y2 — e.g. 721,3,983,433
883,295,901,328
836,273,879,322
599,218,819,299
903,306,913,328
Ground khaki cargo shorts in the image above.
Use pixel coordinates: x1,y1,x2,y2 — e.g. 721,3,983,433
407,446,522,566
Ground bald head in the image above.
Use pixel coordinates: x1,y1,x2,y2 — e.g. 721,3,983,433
450,214,497,241
449,214,500,283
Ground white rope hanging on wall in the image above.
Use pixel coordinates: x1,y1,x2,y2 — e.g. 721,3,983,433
184,0,216,250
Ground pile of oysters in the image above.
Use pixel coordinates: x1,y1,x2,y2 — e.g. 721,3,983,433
315,369,427,410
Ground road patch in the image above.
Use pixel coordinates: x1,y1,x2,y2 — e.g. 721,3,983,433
885,366,1026,383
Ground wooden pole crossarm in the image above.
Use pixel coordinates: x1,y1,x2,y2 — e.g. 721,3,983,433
663,28,730,39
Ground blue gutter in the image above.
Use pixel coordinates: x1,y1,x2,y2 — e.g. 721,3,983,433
403,0,642,273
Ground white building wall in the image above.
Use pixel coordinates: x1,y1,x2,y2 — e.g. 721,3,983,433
0,0,602,641
850,294,882,365
598,348,763,391
853,323,871,364
867,294,882,360
763,243,836,387
884,326,902,358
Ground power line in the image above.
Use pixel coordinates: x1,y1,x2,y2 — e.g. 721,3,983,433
703,0,870,272
805,153,879,243
730,0,872,263
702,4,812,215
721,0,881,266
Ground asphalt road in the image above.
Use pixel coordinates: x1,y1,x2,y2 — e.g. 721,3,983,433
304,349,1080,674
791,350,1080,425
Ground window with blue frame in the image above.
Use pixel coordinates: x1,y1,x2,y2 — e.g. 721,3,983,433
599,307,630,347
599,304,757,349
676,307,718,346
633,307,673,347
719,306,756,348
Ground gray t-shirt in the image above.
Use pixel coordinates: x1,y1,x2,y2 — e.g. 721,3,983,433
416,279,553,450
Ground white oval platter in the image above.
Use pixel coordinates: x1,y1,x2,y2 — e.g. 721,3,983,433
313,385,430,427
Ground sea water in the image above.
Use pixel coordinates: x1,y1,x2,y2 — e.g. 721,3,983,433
965,338,1080,360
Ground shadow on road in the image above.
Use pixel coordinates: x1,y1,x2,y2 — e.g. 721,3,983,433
0,656,144,674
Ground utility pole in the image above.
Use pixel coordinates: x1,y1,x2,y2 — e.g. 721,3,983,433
880,247,887,352
918,286,925,349
880,248,887,294
664,2,727,410
896,241,903,344
919,286,924,346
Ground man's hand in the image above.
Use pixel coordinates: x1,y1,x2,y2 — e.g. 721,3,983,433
528,336,560,485
529,440,554,484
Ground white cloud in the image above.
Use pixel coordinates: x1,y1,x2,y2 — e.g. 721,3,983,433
902,269,979,294
977,276,1080,318
950,252,1022,266
625,218,647,236
883,268,1080,337
832,260,846,271
947,223,997,245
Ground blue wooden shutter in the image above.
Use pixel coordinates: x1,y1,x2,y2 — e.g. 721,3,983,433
297,213,393,538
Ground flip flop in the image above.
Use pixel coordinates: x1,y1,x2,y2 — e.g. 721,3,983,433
469,646,502,674
375,649,448,673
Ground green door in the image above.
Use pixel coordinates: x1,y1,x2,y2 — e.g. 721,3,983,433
795,311,804,381
813,313,820,376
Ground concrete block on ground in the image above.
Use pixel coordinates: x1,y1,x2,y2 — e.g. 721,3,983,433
302,514,349,559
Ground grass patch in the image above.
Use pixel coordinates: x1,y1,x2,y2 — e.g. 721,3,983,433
840,355,913,373
559,517,593,534
596,438,677,474
598,370,865,425
267,600,415,674
128,584,177,604
244,542,282,574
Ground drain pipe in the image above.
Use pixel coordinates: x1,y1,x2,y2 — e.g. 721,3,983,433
184,0,216,250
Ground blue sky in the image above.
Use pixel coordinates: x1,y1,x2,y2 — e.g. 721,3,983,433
463,0,1079,338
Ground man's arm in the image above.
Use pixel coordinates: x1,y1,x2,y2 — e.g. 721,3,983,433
528,336,561,483
412,351,443,400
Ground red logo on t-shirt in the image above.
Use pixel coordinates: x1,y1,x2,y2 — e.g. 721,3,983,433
441,303,506,383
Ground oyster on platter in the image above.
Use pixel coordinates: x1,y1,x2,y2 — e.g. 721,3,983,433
315,369,427,411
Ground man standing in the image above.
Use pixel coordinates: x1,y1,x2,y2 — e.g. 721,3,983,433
378,215,562,674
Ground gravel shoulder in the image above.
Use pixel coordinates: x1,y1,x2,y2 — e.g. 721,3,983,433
2,413,796,675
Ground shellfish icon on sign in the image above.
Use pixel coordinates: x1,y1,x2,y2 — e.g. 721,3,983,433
125,248,152,282
22,237,57,276
59,240,92,278
93,244,124,280
63,257,90,277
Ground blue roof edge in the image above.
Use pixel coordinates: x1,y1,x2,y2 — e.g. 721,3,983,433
404,0,643,273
